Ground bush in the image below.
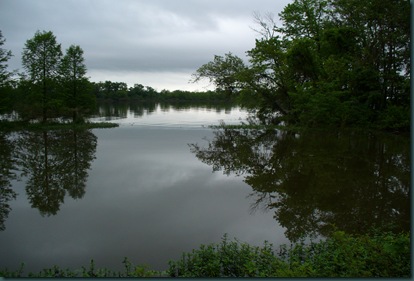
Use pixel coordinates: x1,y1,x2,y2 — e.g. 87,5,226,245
168,232,411,277
1,232,410,277
167,234,282,277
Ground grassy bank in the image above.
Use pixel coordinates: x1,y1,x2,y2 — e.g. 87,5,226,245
0,120,119,132
1,231,410,278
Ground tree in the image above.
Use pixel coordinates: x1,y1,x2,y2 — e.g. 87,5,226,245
22,30,63,122
189,0,410,130
0,31,15,114
278,0,329,44
191,53,246,95
0,30,13,88
59,45,94,122
329,0,410,124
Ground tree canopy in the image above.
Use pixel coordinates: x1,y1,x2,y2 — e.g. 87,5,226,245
192,0,410,131
0,31,15,114
16,30,95,123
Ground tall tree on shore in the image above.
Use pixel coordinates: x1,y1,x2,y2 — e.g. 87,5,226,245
22,30,62,122
59,45,94,122
0,31,15,113
192,0,409,130
0,31,13,88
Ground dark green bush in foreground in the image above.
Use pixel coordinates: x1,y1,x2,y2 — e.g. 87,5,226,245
1,231,410,277
168,231,410,278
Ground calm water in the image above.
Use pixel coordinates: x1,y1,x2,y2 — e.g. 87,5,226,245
0,102,410,273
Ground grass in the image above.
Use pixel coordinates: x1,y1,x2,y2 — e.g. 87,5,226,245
1,231,410,278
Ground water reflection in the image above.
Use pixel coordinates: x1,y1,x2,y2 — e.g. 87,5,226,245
0,132,17,231
190,125,410,241
13,129,97,216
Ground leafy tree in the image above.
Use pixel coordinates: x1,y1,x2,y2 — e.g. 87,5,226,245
329,0,410,128
278,0,329,43
192,0,409,130
59,45,95,122
241,36,294,123
191,53,246,95
93,81,128,100
0,31,13,88
0,31,15,113
22,30,63,122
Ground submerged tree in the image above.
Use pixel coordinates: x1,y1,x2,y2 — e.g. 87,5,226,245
22,30,63,122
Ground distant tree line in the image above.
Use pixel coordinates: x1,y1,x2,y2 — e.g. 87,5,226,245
192,0,410,131
91,80,233,102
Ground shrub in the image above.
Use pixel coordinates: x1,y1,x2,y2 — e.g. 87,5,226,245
167,234,283,277
1,232,410,277
168,232,411,277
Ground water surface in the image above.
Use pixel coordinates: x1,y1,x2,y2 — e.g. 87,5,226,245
0,102,410,273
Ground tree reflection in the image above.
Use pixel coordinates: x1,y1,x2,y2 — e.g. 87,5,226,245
0,132,17,231
15,129,97,216
190,124,410,241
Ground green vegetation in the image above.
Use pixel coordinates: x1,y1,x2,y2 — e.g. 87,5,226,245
20,31,94,123
168,232,410,277
192,0,410,132
0,258,163,278
92,81,233,102
0,120,118,132
0,232,410,278
0,30,97,125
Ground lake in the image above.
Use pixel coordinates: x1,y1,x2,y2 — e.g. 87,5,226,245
0,102,410,273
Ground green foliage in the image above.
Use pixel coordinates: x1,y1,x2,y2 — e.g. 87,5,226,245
167,232,410,277
285,231,411,277
0,232,410,277
378,105,410,132
59,45,95,122
21,30,63,122
0,30,14,90
190,0,410,131
168,234,281,277
92,81,233,102
0,258,163,278
0,31,96,123
191,52,246,95
92,80,129,100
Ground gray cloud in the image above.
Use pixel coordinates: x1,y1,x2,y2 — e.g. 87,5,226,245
0,0,291,89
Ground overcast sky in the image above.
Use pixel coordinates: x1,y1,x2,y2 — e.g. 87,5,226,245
0,0,291,91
